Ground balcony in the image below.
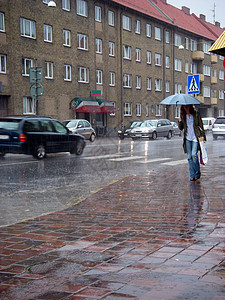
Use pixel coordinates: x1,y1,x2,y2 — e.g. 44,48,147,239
195,95,204,103
211,54,217,64
192,51,204,60
199,74,204,82
211,97,218,105
211,76,217,84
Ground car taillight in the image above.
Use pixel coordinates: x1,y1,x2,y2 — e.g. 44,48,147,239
212,124,214,129
19,133,27,142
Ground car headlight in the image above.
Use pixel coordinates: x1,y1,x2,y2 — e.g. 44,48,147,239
130,129,134,133
118,130,122,134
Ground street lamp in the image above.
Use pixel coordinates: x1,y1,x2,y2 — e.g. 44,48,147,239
48,1,56,7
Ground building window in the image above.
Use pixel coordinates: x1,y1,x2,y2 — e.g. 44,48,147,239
95,6,101,22
190,63,197,74
136,103,141,116
219,70,224,80
109,72,115,86
96,38,102,54
146,104,149,117
23,97,35,114
135,20,140,34
123,74,132,88
62,0,70,11
155,79,162,91
155,53,161,66
108,10,114,26
124,103,132,116
63,29,71,47
136,76,141,89
0,54,6,73
174,34,182,47
185,37,189,49
44,24,52,42
96,69,103,85
165,31,169,43
166,80,170,92
147,77,151,90
213,69,217,77
203,42,211,54
123,45,131,60
147,51,151,64
78,67,89,83
156,104,162,116
77,0,87,17
155,27,161,40
165,56,170,68
175,106,180,119
185,61,189,73
136,48,141,62
203,86,210,97
146,23,151,37
45,62,53,79
175,59,182,71
191,39,197,51
20,18,36,39
77,33,88,50
175,83,182,94
109,41,115,56
203,65,211,76
123,15,131,31
64,64,71,81
22,58,33,76
0,12,5,32
110,102,116,116
219,90,224,100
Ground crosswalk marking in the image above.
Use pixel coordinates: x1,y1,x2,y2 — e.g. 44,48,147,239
137,158,171,164
109,156,144,162
161,159,187,166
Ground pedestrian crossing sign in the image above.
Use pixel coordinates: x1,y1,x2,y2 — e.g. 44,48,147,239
188,75,200,94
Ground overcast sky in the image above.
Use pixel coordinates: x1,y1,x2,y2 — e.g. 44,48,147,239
167,0,225,29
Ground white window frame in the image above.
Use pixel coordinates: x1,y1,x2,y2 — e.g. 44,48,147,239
155,53,161,66
110,102,116,116
146,23,151,37
219,70,224,80
95,6,101,22
123,15,131,31
0,54,6,73
175,59,182,71
203,42,211,54
123,45,131,60
175,106,180,119
123,74,132,88
20,18,36,39
96,38,102,54
136,103,141,116
155,27,161,41
22,58,33,76
155,79,162,91
185,37,189,50
124,103,132,116
136,48,141,62
109,41,115,56
203,86,210,98
109,72,115,86
0,12,5,32
175,83,182,94
23,97,35,115
62,0,70,11
165,31,169,43
135,20,140,34
190,63,197,74
174,33,182,47
219,90,224,100
76,0,87,17
165,56,170,68
44,24,52,43
96,69,103,85
45,62,53,79
147,77,151,90
136,76,141,89
191,39,197,51
64,64,71,81
166,80,170,93
78,67,89,83
146,103,149,117
77,33,88,50
63,29,71,47
203,65,211,76
185,61,189,73
156,104,162,116
108,10,114,26
147,51,151,64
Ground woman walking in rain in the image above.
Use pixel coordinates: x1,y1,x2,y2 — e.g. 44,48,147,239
178,105,206,182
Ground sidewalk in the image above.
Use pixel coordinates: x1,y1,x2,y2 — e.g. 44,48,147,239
0,156,224,300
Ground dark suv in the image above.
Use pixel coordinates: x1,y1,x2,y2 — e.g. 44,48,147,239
0,116,86,159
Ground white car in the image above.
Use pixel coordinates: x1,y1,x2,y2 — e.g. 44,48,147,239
202,117,215,132
212,117,225,140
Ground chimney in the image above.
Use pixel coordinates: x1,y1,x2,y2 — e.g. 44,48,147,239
215,21,220,28
182,6,190,15
200,14,206,22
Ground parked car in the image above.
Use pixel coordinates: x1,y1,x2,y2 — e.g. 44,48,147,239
212,116,225,140
118,120,143,139
129,119,174,140
202,117,216,132
0,116,86,159
171,122,182,136
62,119,96,142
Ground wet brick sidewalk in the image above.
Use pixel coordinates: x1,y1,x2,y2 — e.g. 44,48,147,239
0,157,224,300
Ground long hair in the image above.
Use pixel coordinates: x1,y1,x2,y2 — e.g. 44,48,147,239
180,105,195,116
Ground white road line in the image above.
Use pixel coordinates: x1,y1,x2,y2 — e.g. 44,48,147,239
83,154,122,160
161,159,187,166
137,157,171,164
0,161,39,167
109,156,144,162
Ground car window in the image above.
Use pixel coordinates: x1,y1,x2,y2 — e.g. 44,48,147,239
78,121,84,128
0,119,20,130
83,120,91,127
41,120,54,132
24,120,40,132
215,118,225,124
52,120,68,133
65,120,78,128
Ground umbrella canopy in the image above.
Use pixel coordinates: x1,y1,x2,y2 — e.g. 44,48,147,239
208,31,225,57
160,93,202,106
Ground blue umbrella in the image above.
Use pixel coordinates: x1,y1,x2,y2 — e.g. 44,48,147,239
160,93,201,105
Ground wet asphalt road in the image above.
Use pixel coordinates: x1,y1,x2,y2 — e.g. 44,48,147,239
0,134,224,227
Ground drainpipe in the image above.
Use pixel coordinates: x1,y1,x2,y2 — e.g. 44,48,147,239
120,10,124,128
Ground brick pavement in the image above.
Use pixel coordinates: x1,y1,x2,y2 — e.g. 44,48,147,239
0,157,224,300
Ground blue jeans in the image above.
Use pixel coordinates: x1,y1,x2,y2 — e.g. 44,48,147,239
185,139,201,180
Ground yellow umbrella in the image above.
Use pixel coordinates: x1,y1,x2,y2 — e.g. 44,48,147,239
209,31,225,57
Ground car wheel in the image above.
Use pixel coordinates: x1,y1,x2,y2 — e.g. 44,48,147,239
152,132,157,140
213,135,217,140
33,144,46,159
167,130,172,139
0,151,5,158
119,135,124,140
74,139,84,155
89,133,96,142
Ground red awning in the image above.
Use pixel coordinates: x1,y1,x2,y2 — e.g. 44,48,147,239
75,100,101,113
97,100,115,113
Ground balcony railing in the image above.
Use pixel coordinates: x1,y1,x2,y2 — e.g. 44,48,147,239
211,76,217,84
192,51,204,60
211,54,217,64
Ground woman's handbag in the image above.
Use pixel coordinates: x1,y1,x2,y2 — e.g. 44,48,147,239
198,136,208,165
